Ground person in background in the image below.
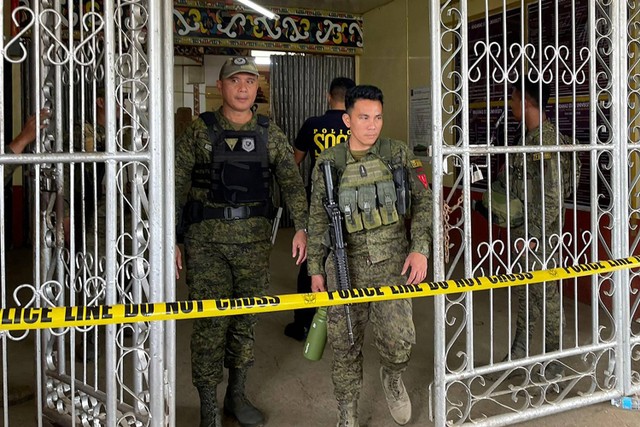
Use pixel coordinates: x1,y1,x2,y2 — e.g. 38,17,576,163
498,75,566,379
284,76,355,341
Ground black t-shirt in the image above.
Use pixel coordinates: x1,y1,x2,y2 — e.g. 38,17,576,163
294,109,350,173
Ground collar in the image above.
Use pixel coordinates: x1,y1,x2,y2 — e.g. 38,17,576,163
526,119,555,141
345,138,382,163
214,107,256,130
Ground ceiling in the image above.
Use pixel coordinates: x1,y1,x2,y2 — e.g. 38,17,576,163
261,0,394,14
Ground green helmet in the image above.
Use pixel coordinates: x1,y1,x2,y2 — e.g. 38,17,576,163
482,180,524,228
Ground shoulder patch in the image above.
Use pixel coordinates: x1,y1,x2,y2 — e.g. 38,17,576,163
410,159,423,168
532,152,552,161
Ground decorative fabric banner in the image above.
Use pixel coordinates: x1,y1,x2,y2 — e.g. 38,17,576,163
12,1,363,55
173,1,364,55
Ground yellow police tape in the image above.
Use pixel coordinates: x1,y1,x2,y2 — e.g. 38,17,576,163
1,256,639,331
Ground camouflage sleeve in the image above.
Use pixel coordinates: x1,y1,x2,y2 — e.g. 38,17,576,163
174,121,198,224
269,125,308,231
527,154,562,241
405,148,433,258
307,157,329,276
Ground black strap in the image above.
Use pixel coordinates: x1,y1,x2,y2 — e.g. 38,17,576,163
199,112,218,148
184,201,271,222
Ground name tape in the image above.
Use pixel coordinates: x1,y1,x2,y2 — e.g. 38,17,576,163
1,256,638,331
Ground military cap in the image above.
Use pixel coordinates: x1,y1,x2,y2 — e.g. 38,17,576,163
219,57,260,80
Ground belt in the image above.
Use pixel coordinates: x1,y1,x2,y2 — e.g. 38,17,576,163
186,201,271,222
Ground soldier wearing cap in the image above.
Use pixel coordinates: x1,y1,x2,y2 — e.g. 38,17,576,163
174,57,308,427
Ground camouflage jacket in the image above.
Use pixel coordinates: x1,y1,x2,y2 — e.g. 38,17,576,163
175,108,308,244
307,138,433,275
500,120,563,242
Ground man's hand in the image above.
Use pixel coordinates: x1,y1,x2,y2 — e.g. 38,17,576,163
515,238,536,252
175,244,183,280
9,108,51,154
401,252,428,285
311,274,326,292
292,229,307,265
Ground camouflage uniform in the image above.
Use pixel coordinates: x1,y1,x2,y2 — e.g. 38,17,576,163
175,108,308,388
500,120,564,355
307,138,432,402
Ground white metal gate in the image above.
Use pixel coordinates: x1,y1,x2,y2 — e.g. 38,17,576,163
0,1,175,426
430,0,640,425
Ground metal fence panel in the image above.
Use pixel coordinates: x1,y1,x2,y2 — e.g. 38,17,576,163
0,1,174,425
430,0,637,425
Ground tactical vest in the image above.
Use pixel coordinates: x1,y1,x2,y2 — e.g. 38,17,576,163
190,112,272,220
333,140,409,233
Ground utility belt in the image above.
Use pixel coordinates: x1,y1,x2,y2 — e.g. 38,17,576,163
182,200,272,224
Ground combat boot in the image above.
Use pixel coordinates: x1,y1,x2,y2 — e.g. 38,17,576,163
224,367,264,427
336,400,358,427
380,367,411,425
197,385,221,427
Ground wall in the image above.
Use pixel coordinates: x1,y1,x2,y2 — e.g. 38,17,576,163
360,0,410,142
360,0,438,179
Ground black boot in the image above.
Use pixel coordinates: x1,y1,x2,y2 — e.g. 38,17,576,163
197,386,221,427
224,367,264,427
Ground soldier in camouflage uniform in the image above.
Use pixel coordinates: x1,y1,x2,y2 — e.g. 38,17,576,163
174,57,308,427
500,76,566,378
308,85,432,427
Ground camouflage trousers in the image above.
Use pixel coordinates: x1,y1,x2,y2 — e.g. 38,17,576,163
513,281,562,355
325,253,416,402
511,238,564,356
184,237,271,388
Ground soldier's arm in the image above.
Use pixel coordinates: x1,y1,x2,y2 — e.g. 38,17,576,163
539,155,563,238
406,148,433,259
270,127,308,232
307,161,329,276
174,121,198,223
521,151,561,244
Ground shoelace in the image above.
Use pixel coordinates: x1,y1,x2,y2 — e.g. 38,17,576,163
389,376,403,399
339,405,354,426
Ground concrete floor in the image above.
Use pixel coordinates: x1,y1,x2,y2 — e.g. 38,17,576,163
2,228,640,426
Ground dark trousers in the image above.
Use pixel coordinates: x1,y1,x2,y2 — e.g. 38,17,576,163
293,260,315,328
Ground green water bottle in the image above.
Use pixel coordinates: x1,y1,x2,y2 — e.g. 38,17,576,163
303,307,328,361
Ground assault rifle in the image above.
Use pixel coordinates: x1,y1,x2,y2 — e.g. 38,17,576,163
320,160,355,346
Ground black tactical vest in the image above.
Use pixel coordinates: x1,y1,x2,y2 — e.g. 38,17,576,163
195,112,271,206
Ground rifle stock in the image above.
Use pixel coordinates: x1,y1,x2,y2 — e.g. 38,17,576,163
321,161,355,346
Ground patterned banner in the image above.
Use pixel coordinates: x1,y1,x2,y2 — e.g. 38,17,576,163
173,1,363,55
12,1,363,55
